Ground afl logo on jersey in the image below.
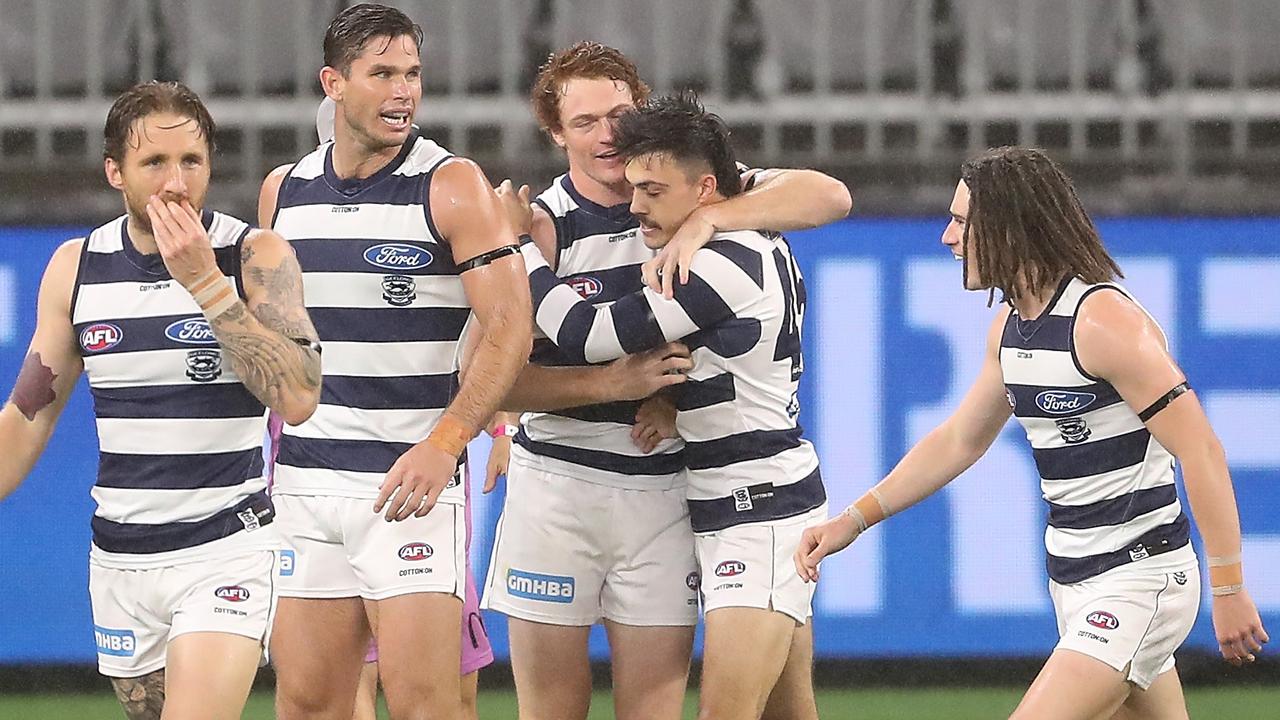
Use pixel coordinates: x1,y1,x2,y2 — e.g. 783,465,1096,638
164,318,217,345
80,323,123,352
1035,390,1096,415
569,276,603,300
398,542,433,561
1086,610,1120,630
715,560,746,577
214,585,251,602
364,243,432,272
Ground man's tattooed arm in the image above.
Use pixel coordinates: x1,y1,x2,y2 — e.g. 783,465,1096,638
110,669,165,720
205,230,320,425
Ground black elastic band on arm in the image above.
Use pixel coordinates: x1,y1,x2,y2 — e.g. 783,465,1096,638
457,244,521,273
290,337,322,355
1138,381,1190,422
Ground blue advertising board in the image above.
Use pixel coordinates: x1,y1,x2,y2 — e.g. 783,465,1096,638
1,218,1276,662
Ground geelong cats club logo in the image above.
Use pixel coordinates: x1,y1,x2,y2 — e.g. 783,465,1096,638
381,274,416,306
185,350,222,382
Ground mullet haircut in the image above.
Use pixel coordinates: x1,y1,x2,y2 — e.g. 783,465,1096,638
612,91,741,197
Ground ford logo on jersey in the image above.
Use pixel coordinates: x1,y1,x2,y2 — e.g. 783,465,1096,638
214,585,251,602
398,542,433,561
1035,390,1097,415
364,243,432,271
570,276,603,300
80,323,123,352
164,317,218,345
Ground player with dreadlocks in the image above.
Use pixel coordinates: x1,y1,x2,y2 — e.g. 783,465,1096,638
797,146,1267,720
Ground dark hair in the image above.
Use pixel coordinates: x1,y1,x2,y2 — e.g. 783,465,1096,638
530,42,650,135
323,3,423,75
612,91,741,197
103,81,216,162
960,146,1121,304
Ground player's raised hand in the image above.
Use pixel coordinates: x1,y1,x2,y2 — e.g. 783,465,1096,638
793,514,863,583
484,434,512,493
375,440,457,521
632,394,679,453
1212,589,1269,665
494,179,533,236
147,197,218,290
641,210,716,299
606,342,692,401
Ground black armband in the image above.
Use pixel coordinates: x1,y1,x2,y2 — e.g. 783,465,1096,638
290,337,322,355
458,244,521,273
1138,381,1189,422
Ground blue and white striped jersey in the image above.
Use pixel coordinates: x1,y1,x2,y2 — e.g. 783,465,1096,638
73,211,276,568
521,229,825,533
514,174,684,490
270,130,467,502
1001,276,1195,584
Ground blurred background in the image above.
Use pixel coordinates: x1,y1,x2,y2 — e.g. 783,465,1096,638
1,1,1278,718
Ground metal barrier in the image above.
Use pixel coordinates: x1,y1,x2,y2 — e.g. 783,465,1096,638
2,0,1279,219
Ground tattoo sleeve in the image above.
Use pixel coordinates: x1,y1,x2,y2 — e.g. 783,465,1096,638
110,669,166,720
9,352,58,421
208,242,320,416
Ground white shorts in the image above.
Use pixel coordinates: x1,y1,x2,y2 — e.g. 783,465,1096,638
1050,561,1200,689
89,550,278,677
273,494,465,602
695,504,828,624
481,461,699,626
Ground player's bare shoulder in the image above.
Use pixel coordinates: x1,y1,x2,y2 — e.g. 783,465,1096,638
1074,286,1167,378
258,163,295,228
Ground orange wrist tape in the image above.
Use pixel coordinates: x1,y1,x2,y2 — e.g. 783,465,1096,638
427,415,472,458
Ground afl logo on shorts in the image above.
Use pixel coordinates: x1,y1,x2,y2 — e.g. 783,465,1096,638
214,585,251,602
80,323,123,352
1086,611,1120,630
686,572,701,591
164,317,217,345
364,243,432,272
715,560,746,577
185,349,223,382
381,274,416,307
569,276,603,300
398,542,433,561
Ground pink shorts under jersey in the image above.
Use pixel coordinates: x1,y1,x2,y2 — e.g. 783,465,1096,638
267,414,494,675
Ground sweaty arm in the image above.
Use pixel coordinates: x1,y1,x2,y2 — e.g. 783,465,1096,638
646,168,851,295
433,158,533,441
795,309,1013,580
521,237,759,364
853,309,1014,528
0,240,85,500
705,167,852,233
1075,289,1267,662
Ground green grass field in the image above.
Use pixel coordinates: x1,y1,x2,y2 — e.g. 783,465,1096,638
3,687,1279,719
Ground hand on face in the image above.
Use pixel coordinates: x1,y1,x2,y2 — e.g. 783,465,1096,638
146,197,218,289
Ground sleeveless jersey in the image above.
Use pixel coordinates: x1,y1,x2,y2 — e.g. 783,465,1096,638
514,174,684,490
270,130,467,502
72,211,275,568
1000,276,1195,584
